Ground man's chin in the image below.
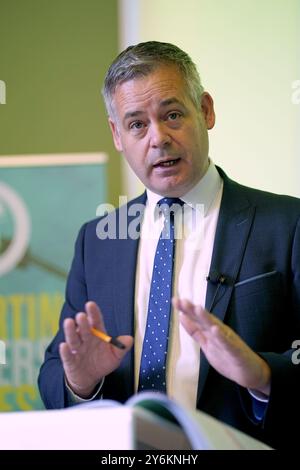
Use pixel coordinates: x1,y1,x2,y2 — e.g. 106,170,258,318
148,179,187,198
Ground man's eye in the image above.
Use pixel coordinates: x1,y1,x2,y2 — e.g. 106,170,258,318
130,121,144,130
167,112,181,121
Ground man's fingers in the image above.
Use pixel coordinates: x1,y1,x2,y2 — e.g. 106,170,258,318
63,318,82,353
173,297,194,315
175,297,232,347
111,335,134,359
59,342,77,367
75,312,93,342
179,312,206,346
173,297,214,330
85,301,106,330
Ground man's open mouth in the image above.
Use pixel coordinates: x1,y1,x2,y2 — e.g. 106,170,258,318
153,158,181,168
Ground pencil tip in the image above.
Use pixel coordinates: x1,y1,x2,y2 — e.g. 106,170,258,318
110,337,126,350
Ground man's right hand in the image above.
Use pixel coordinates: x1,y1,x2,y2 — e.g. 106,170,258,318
59,301,133,398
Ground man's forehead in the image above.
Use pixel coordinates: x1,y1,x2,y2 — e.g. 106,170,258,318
114,76,187,112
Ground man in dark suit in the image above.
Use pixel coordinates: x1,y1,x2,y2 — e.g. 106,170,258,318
38,41,300,449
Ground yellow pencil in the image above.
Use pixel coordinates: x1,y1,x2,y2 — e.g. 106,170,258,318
90,327,125,350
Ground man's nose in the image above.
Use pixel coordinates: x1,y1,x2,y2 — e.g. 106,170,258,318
149,122,171,148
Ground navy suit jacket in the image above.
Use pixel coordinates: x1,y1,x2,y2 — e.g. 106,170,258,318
38,167,300,448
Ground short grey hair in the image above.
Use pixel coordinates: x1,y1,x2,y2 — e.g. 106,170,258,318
102,41,204,117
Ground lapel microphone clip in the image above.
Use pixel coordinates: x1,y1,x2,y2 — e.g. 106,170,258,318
206,271,229,311
206,271,227,285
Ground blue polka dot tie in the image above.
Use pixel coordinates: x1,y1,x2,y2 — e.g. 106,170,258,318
138,197,184,393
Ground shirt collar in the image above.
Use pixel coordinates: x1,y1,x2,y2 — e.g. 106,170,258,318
146,159,222,220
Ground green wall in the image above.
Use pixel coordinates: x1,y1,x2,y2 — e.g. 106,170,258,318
0,0,121,411
0,0,121,205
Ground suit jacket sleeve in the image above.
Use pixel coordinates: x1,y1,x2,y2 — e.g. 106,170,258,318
239,217,300,448
38,223,89,409
261,217,300,445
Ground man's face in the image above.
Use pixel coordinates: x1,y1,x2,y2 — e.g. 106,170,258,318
108,65,215,197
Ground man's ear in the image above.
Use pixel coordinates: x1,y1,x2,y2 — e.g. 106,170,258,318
108,118,123,152
200,92,216,130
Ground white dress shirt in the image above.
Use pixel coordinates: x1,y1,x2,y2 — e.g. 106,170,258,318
134,161,223,409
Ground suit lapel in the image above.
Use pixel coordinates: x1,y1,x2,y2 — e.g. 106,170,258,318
197,168,256,401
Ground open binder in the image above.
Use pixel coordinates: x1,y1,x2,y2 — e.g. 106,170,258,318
0,391,272,450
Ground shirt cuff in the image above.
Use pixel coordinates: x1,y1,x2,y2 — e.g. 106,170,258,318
248,389,269,402
248,389,269,421
65,377,104,404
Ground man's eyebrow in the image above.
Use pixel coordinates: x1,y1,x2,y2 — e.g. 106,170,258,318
159,97,185,107
124,110,144,121
123,98,185,121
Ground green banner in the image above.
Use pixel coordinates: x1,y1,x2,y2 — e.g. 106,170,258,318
0,154,107,411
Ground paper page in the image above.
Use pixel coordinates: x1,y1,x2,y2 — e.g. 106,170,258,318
186,408,272,450
0,407,134,449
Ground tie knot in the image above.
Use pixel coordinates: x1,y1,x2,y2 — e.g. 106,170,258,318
158,197,184,207
158,197,184,217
